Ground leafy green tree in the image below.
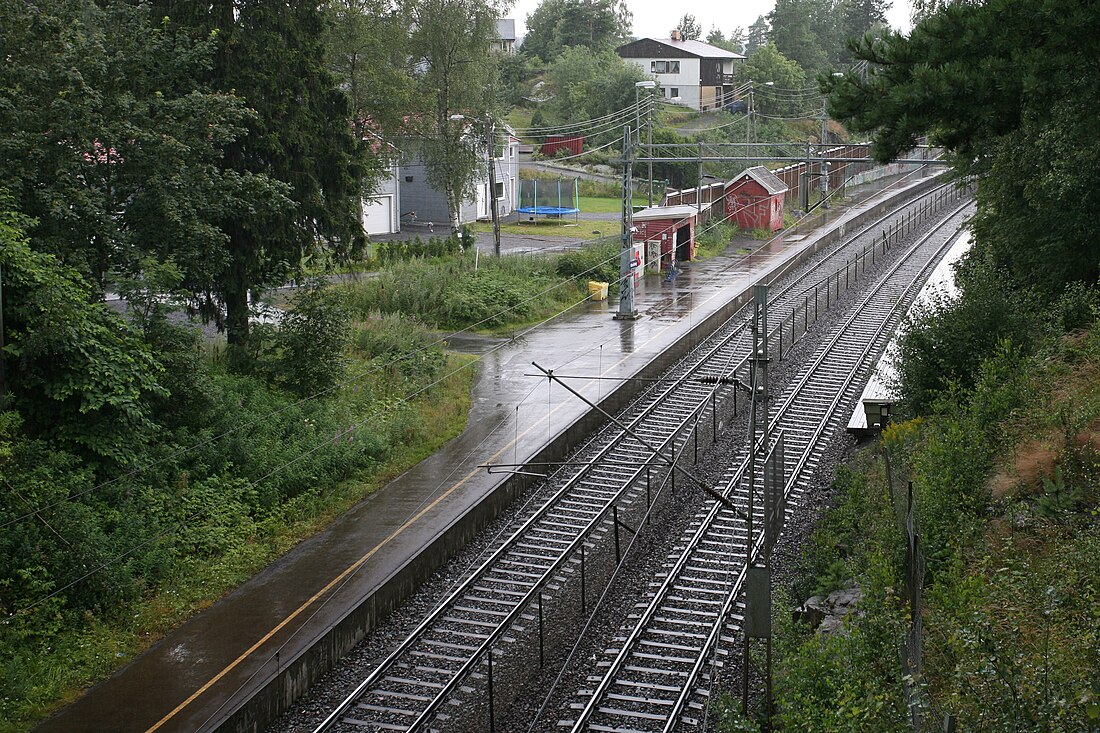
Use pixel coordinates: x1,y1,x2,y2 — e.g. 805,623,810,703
0,197,165,464
545,47,648,139
843,0,891,40
157,0,367,347
406,0,501,232
769,0,833,75
708,26,746,54
740,45,810,115
909,0,977,25
893,255,1039,415
0,0,265,297
824,0,1100,295
251,281,351,397
323,0,416,156
522,0,633,63
677,13,702,40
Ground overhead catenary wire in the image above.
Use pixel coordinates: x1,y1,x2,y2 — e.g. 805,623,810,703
508,100,643,134
193,374,550,733
10,272,626,618
12,147,933,617
11,199,745,612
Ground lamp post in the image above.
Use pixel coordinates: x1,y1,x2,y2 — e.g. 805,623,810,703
450,113,501,257
635,81,656,207
634,80,656,146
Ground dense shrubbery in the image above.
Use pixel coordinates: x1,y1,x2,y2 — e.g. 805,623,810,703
0,204,467,727
694,222,736,259
373,232,465,263
732,274,1100,732
341,243,619,332
554,239,620,288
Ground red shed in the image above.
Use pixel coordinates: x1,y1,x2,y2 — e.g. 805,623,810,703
540,134,584,157
632,205,697,270
725,166,788,233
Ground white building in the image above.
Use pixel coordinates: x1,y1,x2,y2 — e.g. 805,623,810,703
362,160,402,235
616,32,745,111
493,19,516,54
399,130,521,228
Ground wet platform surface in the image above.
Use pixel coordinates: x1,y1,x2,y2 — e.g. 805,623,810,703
36,174,932,733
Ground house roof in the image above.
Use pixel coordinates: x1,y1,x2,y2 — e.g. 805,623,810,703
496,18,516,41
617,38,744,60
729,166,789,195
634,204,699,221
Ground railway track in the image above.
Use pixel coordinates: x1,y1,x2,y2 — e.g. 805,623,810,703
563,200,974,733
312,179,964,733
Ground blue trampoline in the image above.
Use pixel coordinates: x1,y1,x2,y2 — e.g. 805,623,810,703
517,176,580,222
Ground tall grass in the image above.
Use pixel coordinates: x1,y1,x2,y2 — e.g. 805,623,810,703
339,248,607,333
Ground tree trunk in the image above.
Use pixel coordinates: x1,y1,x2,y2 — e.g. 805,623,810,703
448,185,461,234
225,242,250,347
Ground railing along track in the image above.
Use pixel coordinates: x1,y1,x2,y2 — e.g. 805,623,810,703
567,200,974,733
314,180,962,733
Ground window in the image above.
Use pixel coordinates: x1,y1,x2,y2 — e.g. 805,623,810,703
671,87,679,98
650,60,680,74
494,181,505,199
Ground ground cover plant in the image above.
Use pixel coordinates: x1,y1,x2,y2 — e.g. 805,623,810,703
715,268,1100,732
0,216,476,729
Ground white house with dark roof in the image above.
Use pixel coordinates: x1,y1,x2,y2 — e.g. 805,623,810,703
616,30,745,111
493,19,516,54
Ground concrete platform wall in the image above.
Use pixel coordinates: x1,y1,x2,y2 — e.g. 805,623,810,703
216,174,943,733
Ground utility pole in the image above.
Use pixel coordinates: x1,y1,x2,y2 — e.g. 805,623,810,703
615,125,638,320
745,83,754,146
697,141,704,213
819,107,830,208
487,120,502,257
743,284,769,715
647,93,655,207
634,80,656,207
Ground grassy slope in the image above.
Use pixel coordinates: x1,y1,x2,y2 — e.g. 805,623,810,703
715,327,1100,731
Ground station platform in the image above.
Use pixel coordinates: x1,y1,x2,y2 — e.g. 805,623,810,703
846,228,971,434
37,173,936,733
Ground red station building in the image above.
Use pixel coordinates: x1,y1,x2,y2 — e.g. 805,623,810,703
724,166,789,233
632,205,698,271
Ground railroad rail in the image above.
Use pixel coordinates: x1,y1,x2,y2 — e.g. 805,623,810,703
313,180,963,733
565,200,974,733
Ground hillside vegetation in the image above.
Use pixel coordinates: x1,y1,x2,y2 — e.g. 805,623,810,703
713,1,1100,727
719,293,1100,730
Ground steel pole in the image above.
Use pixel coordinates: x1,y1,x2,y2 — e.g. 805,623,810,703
0,262,5,400
616,126,638,319
487,121,501,257
647,93,654,207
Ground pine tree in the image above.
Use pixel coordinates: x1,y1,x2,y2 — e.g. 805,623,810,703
157,0,366,347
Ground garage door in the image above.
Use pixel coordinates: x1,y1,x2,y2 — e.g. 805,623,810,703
362,195,394,235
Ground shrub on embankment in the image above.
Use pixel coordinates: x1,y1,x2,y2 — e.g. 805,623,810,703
716,266,1100,731
0,256,473,730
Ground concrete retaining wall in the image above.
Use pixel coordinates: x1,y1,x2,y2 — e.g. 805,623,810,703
216,173,943,733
